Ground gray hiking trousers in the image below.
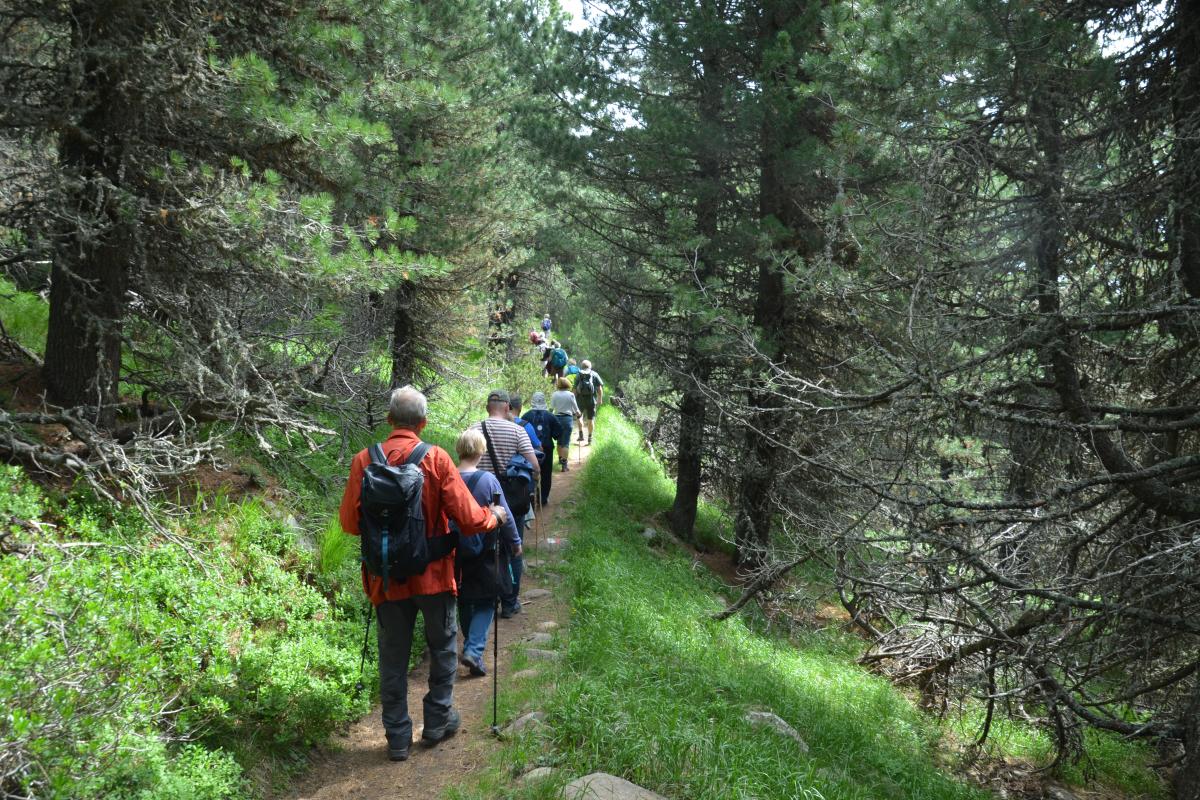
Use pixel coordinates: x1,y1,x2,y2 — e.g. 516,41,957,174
376,591,458,743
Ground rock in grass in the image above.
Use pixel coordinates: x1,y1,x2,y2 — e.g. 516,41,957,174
519,766,561,785
1044,788,1078,800
523,588,553,601
642,527,657,541
561,773,667,800
525,648,561,661
512,668,540,680
525,632,554,645
537,620,560,632
507,711,547,734
745,710,809,753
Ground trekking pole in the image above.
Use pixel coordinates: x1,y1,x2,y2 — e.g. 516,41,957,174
490,491,502,737
353,602,372,700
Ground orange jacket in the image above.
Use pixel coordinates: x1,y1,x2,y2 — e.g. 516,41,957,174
339,428,497,605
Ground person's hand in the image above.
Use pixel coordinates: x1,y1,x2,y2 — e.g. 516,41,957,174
491,504,508,524
511,543,523,558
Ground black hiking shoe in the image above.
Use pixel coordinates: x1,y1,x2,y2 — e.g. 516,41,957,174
387,735,410,762
561,461,569,472
421,709,461,746
461,654,487,676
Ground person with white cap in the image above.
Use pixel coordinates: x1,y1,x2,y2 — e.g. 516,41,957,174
572,360,604,445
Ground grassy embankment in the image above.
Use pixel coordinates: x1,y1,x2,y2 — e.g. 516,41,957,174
455,407,1166,800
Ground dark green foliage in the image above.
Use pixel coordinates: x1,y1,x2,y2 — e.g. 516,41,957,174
0,466,369,798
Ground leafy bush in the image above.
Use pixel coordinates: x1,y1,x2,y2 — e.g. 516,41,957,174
0,466,370,799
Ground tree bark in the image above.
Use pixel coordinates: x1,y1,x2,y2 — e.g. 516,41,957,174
1174,0,1200,299
668,0,725,542
42,1,143,428
390,279,417,389
733,0,827,567
669,380,707,541
1177,681,1200,800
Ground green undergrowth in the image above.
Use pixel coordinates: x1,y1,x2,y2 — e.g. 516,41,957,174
457,408,1163,800
0,456,369,799
0,277,49,356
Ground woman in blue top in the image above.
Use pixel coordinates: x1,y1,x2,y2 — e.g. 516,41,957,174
454,428,521,676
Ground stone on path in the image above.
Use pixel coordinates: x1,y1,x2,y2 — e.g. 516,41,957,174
525,632,555,645
512,668,540,680
525,648,561,661
1044,788,1078,800
561,773,667,800
520,766,562,785
745,710,809,753
537,620,560,632
523,588,553,601
506,711,546,734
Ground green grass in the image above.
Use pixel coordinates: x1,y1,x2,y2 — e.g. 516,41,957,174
457,406,1167,800
0,277,49,354
459,408,989,799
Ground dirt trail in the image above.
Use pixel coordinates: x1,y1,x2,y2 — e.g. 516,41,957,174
285,441,592,800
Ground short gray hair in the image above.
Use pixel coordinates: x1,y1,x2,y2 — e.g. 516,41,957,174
509,393,523,411
388,386,427,429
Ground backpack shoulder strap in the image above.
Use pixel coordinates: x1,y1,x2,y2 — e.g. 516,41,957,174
465,470,485,494
404,442,432,466
480,422,504,475
369,443,388,465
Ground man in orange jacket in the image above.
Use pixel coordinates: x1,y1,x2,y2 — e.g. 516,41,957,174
340,386,507,762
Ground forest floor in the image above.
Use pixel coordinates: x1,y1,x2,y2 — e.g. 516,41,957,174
283,442,591,800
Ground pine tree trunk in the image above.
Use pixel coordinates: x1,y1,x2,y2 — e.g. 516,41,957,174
42,1,139,428
733,0,826,567
669,2,725,543
1174,0,1200,299
390,280,417,389
1177,682,1200,800
669,381,706,541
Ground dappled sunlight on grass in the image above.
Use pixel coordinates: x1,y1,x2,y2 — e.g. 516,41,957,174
529,408,989,800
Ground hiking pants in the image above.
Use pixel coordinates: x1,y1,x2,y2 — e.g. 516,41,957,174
376,591,457,744
503,515,526,614
536,449,552,504
459,598,494,663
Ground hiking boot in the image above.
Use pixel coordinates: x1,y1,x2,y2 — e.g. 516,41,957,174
387,735,410,762
461,654,487,677
421,709,461,746
561,461,569,472
587,437,592,445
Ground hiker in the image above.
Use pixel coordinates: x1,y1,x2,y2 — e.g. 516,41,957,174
522,392,562,507
540,340,553,377
548,341,568,380
572,360,604,445
453,428,520,677
469,390,539,617
339,386,508,762
565,357,580,377
549,376,582,471
542,313,552,336
504,393,540,614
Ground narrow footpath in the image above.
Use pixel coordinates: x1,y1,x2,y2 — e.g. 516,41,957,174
285,442,592,800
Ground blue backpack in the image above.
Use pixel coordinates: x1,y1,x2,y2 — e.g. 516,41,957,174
453,471,488,559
